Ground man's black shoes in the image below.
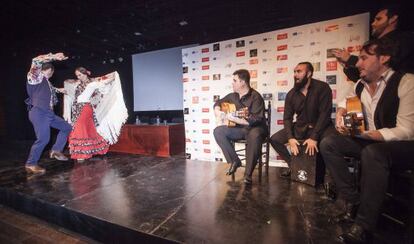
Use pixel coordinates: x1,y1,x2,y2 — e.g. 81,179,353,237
338,223,371,243
226,161,241,175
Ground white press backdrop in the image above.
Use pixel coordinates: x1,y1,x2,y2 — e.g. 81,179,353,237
182,13,369,165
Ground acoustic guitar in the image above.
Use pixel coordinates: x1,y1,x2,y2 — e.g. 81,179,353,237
217,102,249,127
343,96,365,136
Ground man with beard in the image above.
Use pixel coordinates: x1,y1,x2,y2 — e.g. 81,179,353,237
333,5,414,82
269,62,336,177
320,38,414,243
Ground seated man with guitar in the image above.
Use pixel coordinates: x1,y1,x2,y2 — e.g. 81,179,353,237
213,69,267,185
270,62,337,178
320,38,414,243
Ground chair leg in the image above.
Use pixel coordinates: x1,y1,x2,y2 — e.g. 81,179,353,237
258,157,263,181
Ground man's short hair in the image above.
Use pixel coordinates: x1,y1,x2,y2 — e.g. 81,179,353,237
378,4,401,19
233,69,250,86
361,38,397,67
297,62,314,76
41,62,54,71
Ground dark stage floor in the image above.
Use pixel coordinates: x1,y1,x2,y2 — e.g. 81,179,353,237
0,141,408,243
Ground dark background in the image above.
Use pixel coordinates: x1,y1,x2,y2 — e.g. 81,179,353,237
0,0,412,141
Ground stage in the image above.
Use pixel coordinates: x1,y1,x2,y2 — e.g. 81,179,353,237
0,141,407,243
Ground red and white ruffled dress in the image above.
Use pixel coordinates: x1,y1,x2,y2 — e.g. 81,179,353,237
68,82,109,160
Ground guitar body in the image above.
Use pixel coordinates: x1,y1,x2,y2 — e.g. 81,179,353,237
344,96,365,136
217,102,249,127
220,102,237,127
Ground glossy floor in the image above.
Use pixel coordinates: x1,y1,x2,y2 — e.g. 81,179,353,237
0,142,408,243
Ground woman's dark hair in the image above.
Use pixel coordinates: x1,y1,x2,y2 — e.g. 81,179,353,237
75,67,91,76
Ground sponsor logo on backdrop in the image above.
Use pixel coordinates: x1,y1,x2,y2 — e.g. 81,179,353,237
250,49,258,57
236,62,246,66
202,75,210,80
347,23,358,28
213,74,221,80
249,40,258,44
215,157,223,162
182,52,189,57
212,57,219,61
262,82,271,87
202,129,210,134
202,65,210,70
236,51,245,57
201,97,209,102
202,48,209,53
262,58,273,62
192,50,198,54
293,44,304,48
183,66,188,73
225,43,232,48
263,37,273,41
249,59,258,65
192,97,199,104
263,93,273,100
204,149,211,153
325,24,339,32
202,108,209,113
332,89,337,99
236,40,245,47
192,67,197,71
278,92,287,101
262,70,270,75
310,26,321,34
326,75,337,84
191,60,198,64
277,44,288,51
201,86,210,91
277,33,288,40
185,153,191,159
349,35,360,42
277,119,284,125
311,62,321,72
203,140,210,144
277,67,288,73
249,70,258,78
326,61,338,71
262,49,272,53
250,81,257,89
347,45,362,53
213,43,220,51
292,31,303,36
186,138,191,143
213,95,220,102
183,78,189,82
202,57,209,62
332,104,337,113
326,48,338,58
277,107,285,112
202,119,210,123
277,80,288,86
277,54,288,60
184,108,189,114
311,51,321,57
310,41,321,46
225,63,232,68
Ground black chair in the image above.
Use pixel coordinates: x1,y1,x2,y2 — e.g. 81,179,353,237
346,157,413,242
232,101,271,180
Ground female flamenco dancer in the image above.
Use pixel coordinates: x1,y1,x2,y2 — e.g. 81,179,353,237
63,67,127,161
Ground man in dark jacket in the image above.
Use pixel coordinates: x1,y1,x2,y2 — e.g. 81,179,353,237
333,5,414,82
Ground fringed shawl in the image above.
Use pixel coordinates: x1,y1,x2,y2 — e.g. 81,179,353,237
64,71,128,145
